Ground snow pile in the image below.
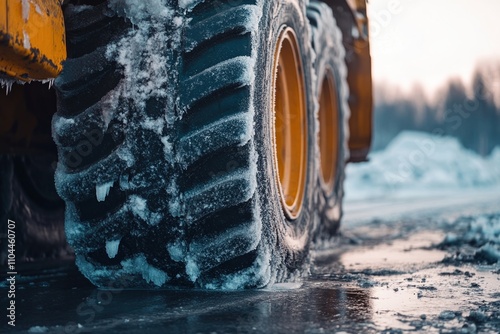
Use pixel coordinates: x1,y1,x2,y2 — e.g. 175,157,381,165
440,214,500,264
345,131,500,200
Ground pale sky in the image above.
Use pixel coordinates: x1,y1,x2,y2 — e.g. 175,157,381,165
367,0,500,95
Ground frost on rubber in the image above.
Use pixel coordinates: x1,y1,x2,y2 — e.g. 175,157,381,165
307,1,350,239
54,0,316,289
177,0,317,289
54,1,184,288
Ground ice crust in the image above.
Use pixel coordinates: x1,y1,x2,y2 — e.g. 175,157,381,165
21,0,29,20
75,252,169,287
53,116,76,132
121,255,169,286
129,195,162,226
167,241,186,262
23,31,31,49
108,0,173,25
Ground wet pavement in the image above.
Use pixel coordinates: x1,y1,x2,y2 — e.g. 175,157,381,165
2,193,500,333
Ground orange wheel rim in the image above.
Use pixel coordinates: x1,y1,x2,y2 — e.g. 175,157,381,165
318,70,339,193
272,28,307,220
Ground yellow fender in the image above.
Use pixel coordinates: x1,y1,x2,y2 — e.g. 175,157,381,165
0,0,66,81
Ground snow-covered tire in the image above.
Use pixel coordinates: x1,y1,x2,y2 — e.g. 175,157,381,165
54,2,185,287
54,0,316,289
307,1,350,238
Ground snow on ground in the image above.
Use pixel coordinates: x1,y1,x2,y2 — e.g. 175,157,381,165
440,213,500,265
344,131,500,264
345,131,500,201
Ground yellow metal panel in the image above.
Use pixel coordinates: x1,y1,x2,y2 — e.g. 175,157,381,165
0,0,66,81
325,0,373,161
347,0,367,11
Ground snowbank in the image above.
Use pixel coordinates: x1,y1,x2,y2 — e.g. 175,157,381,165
345,131,500,201
441,214,500,264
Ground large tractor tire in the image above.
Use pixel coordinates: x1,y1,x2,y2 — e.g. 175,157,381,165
53,0,344,289
307,1,350,239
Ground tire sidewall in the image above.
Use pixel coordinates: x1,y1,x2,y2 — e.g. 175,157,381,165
253,0,316,273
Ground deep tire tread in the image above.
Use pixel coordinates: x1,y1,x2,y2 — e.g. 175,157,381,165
177,1,263,284
55,1,180,287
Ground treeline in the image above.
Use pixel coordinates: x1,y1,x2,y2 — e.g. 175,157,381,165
373,62,500,156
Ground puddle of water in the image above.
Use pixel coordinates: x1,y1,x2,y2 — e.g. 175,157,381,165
2,231,499,333
339,231,447,272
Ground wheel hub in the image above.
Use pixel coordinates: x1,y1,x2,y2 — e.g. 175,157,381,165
272,27,308,220
318,70,339,193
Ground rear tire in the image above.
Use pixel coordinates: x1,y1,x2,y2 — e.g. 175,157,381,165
0,155,67,264
308,1,350,238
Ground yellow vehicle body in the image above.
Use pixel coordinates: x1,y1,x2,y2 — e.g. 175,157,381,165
0,0,375,289
327,0,373,162
0,0,66,81
0,0,372,161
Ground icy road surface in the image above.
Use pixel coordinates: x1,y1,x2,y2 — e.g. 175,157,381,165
3,132,500,333
2,191,499,334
